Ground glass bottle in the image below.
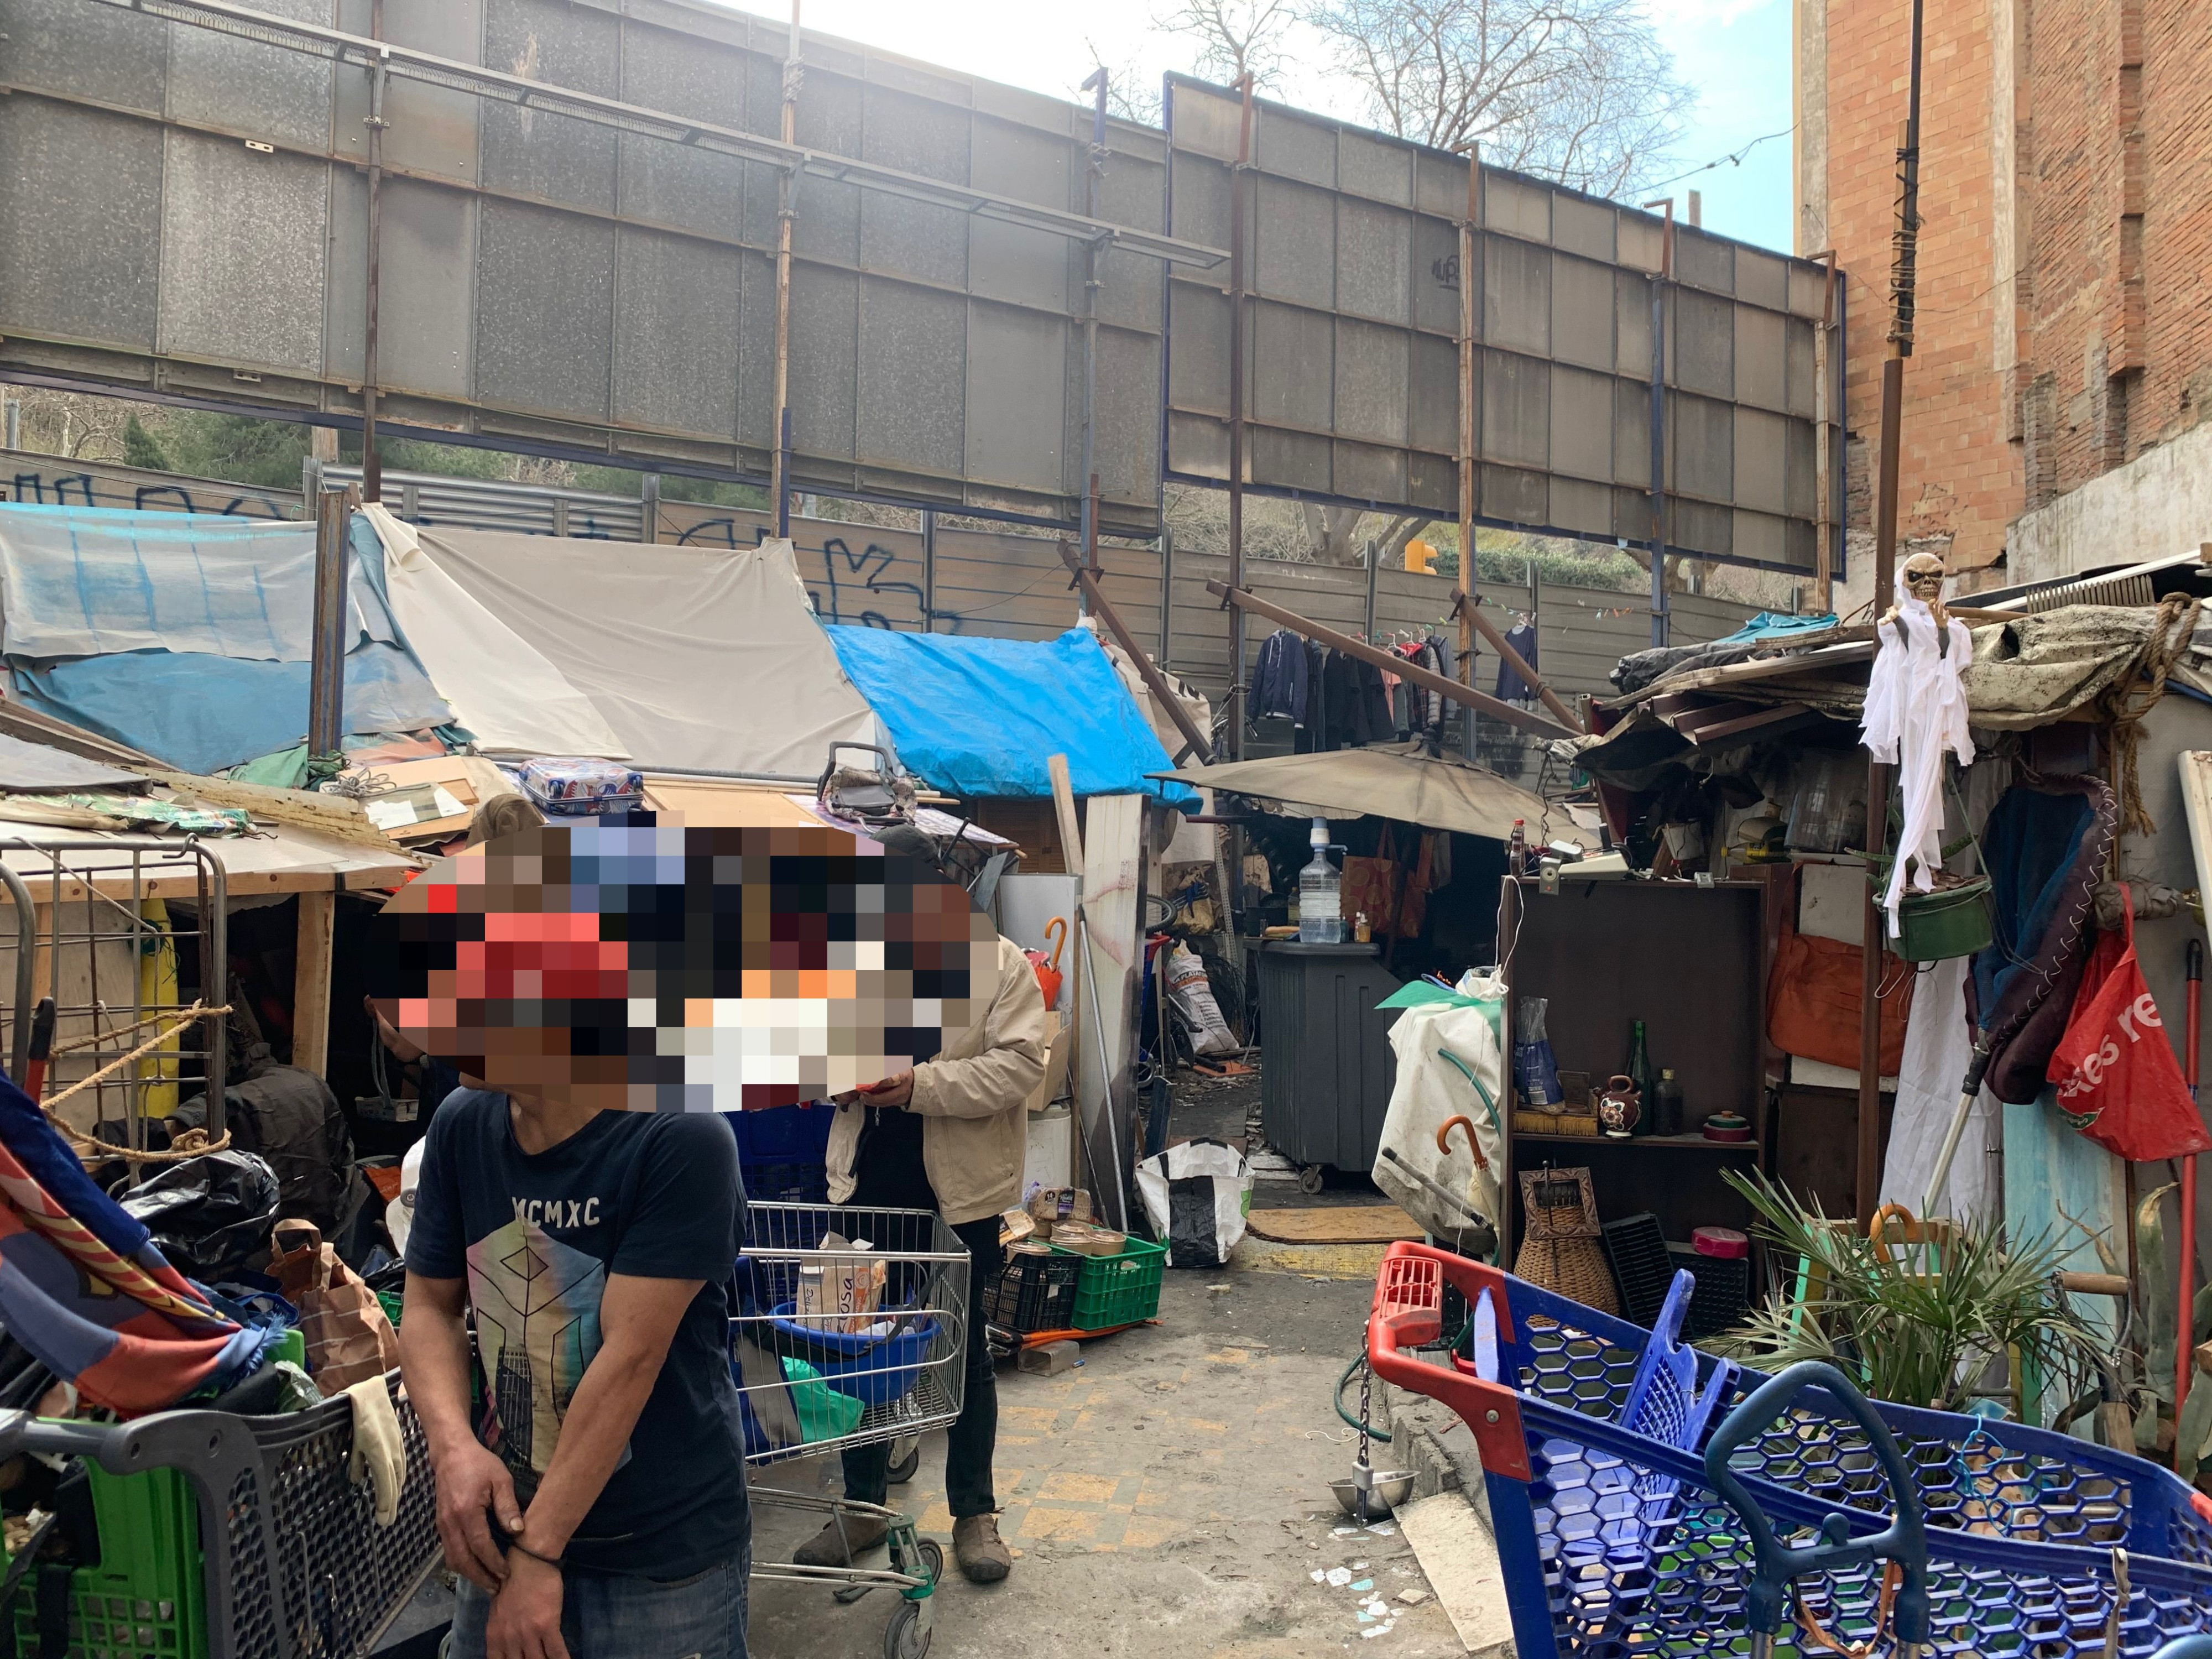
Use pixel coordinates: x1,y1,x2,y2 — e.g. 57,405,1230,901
1626,1020,1657,1136
1652,1068,1686,1138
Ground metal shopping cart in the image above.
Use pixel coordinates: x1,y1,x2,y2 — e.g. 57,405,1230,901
1369,1241,2212,1658
734,1201,971,1659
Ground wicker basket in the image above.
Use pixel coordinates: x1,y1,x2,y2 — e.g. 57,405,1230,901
1512,1167,1619,1316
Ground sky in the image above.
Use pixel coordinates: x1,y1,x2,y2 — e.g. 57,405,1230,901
754,0,1796,253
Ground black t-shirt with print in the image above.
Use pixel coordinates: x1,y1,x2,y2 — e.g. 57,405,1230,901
406,1090,748,1578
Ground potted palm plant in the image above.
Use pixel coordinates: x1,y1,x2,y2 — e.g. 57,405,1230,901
1717,1170,2103,1419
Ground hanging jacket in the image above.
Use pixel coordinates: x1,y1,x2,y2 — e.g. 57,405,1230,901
1320,650,1364,749
1355,659,1393,746
1402,639,1446,736
1292,641,1318,752
1495,621,1540,702
1251,630,1309,727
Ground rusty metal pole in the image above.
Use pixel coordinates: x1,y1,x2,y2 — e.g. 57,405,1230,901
1811,251,1839,615
360,3,388,503
1078,67,1108,618
1086,472,1102,576
310,487,352,760
1858,0,1924,1228
921,508,937,633
1641,200,1675,649
770,1,801,523
1456,144,1480,758
1225,73,1254,759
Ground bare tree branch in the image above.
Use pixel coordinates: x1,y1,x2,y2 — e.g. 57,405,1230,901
1153,0,1303,89
1304,0,1692,198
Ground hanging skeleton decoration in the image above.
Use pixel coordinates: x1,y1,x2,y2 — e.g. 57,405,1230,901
1861,552,1974,935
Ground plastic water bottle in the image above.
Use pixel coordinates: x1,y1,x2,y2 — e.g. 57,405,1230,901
1297,818,1343,944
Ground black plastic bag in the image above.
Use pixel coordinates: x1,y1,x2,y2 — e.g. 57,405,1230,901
120,1151,280,1282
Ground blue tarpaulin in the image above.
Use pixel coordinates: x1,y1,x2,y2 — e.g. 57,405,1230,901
13,648,444,775
825,625,1198,807
1715,611,1840,645
0,505,450,772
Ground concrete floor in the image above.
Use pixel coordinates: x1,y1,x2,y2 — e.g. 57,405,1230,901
379,1058,1462,1657
745,1271,1465,1659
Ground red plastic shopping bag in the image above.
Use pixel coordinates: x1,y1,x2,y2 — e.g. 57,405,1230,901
2046,888,2212,1160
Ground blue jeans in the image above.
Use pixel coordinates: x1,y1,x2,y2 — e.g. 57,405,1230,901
448,1545,749,1659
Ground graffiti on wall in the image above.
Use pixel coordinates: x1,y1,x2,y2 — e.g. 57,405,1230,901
4,458,296,520
667,512,947,632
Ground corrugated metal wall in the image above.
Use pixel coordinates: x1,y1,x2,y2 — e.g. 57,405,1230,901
6,448,1759,712
1161,550,1754,712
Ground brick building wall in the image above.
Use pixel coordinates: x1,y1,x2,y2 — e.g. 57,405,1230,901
1798,0,2212,590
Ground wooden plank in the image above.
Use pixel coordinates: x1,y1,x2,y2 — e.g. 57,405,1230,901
0,861,412,906
1468,596,1584,733
1046,755,1085,875
1396,1494,1517,1656
1206,581,1574,741
293,888,337,1079
1609,640,1877,708
1679,702,1815,745
134,770,400,854
1076,793,1142,1233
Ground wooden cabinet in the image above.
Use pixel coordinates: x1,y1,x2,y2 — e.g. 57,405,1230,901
1499,877,1775,1259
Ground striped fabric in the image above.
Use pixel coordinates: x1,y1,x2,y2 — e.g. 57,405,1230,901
0,1072,244,1415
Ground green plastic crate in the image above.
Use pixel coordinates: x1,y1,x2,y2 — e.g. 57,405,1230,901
1052,1235,1167,1331
9,1460,207,1659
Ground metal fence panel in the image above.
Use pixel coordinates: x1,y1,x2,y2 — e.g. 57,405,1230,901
1160,552,1756,714
0,0,1218,535
1161,74,1841,577
1,448,304,518
2,446,1774,732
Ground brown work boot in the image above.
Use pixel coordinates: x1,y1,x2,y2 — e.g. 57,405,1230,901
792,1514,889,1568
953,1514,1012,1584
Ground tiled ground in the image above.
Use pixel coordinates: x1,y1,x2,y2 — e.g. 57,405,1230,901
745,1271,1469,1657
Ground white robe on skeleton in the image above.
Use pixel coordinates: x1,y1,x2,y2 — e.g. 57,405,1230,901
1860,567,1974,937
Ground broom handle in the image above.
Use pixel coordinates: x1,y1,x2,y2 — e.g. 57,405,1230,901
2181,940,2202,1417
1921,1037,1995,1218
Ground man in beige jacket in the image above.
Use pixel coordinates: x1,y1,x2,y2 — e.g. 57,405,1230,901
794,928,1047,1583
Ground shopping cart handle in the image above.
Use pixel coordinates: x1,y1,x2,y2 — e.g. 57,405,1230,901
1366,1241,1532,1481
1702,1361,1931,1647
0,1410,124,1463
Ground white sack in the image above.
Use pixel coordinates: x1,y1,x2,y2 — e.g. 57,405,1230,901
1165,943,1238,1056
1136,1138,1251,1267
1373,971,1506,1252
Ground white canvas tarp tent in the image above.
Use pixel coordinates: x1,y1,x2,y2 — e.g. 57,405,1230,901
364,511,886,779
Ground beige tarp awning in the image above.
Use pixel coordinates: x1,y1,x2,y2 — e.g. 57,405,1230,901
364,510,886,777
1154,744,1597,847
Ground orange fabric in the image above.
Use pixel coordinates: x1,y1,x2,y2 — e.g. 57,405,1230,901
1766,914,1915,1074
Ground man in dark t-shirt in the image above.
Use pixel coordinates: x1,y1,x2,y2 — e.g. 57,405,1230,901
401,1087,749,1659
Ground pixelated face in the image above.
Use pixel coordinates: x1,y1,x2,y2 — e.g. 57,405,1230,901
365,816,993,1111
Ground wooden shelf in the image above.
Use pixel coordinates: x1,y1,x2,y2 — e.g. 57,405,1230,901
1513,1130,1761,1153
